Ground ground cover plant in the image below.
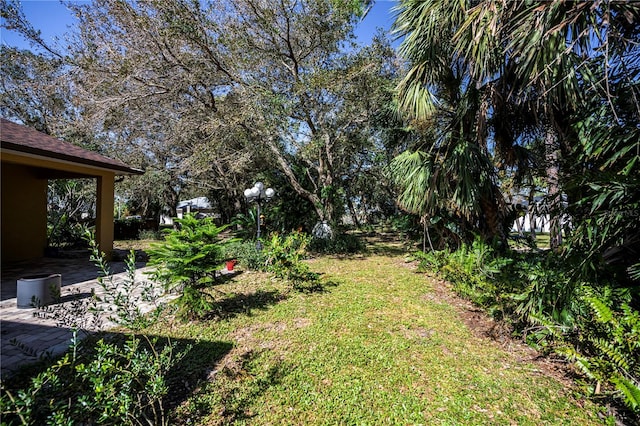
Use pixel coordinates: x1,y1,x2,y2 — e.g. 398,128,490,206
136,236,602,425
414,239,640,422
0,229,623,425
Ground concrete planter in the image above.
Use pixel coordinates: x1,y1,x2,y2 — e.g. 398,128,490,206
16,273,61,308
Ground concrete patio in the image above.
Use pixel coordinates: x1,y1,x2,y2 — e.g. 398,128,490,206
1,253,155,378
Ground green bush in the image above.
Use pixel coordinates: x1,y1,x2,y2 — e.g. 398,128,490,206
1,231,179,425
555,287,640,416
139,229,161,240
223,239,267,271
114,217,143,240
417,237,511,310
231,209,258,241
0,334,181,425
263,231,321,291
147,215,232,320
415,238,640,416
309,231,364,254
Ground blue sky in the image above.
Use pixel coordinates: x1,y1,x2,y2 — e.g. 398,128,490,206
1,0,399,50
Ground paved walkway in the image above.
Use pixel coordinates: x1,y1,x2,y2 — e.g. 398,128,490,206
1,255,158,378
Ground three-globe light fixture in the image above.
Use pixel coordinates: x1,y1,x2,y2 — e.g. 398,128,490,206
243,182,275,249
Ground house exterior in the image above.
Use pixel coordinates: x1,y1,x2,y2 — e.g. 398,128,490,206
1,119,143,262
176,197,219,220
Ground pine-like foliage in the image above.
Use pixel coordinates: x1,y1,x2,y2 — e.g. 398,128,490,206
147,215,231,320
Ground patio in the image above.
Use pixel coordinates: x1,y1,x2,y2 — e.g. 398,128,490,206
1,253,154,378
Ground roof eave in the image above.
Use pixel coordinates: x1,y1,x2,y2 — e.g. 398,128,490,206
1,143,144,176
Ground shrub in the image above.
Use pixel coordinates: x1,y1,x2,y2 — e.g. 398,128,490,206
263,231,321,291
1,231,179,425
1,334,181,425
114,217,143,240
223,239,267,271
417,237,511,310
139,229,161,240
231,209,258,241
147,215,232,320
309,231,364,254
415,239,640,416
555,287,640,416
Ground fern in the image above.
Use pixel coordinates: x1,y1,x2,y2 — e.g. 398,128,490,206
611,376,640,411
585,295,614,323
564,289,640,413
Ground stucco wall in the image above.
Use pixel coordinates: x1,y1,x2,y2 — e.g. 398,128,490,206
1,163,48,261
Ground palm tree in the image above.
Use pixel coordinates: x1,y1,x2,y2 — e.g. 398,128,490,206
392,0,510,247
392,0,639,256
456,0,640,263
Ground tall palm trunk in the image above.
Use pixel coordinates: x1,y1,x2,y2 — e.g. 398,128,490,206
545,125,562,251
479,192,506,246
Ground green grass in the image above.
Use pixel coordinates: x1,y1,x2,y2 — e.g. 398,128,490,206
535,232,551,249
508,232,551,250
147,241,602,424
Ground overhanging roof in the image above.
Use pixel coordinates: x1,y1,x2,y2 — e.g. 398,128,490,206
1,118,143,175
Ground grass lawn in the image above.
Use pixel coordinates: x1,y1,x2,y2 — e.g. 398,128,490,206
145,238,601,424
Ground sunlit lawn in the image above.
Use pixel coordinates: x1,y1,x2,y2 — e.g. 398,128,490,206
142,238,602,425
508,232,551,250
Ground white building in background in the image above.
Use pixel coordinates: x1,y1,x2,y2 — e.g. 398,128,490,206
159,197,220,225
177,197,220,220
510,194,570,235
177,197,211,216
512,212,551,233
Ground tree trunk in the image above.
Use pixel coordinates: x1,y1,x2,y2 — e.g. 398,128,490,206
545,125,562,251
264,136,325,221
527,188,537,241
479,193,506,245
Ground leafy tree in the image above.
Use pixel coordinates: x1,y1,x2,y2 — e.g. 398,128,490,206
3,0,398,227
64,0,394,224
392,0,640,264
47,179,95,249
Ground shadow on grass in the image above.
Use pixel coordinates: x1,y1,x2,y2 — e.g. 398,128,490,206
210,348,289,424
213,289,288,320
0,329,233,426
163,336,233,410
293,277,341,294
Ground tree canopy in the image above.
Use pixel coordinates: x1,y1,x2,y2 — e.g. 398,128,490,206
2,0,398,225
392,0,639,281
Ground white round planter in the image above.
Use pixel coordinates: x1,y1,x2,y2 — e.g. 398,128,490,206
16,274,61,309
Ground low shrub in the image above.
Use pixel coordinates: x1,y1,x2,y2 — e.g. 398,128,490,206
1,334,181,426
147,215,233,320
415,237,640,417
416,237,512,311
139,229,162,240
309,232,364,254
263,231,321,291
1,231,179,425
114,217,143,240
223,239,267,271
556,287,640,414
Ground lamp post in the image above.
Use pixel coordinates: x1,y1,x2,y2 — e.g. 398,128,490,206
244,182,275,249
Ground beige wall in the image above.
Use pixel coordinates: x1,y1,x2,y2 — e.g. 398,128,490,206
1,152,118,262
1,163,48,261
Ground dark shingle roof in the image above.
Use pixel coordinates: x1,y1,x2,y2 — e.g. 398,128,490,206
1,118,143,175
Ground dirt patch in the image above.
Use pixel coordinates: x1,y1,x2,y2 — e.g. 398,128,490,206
411,265,577,387
211,317,311,383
